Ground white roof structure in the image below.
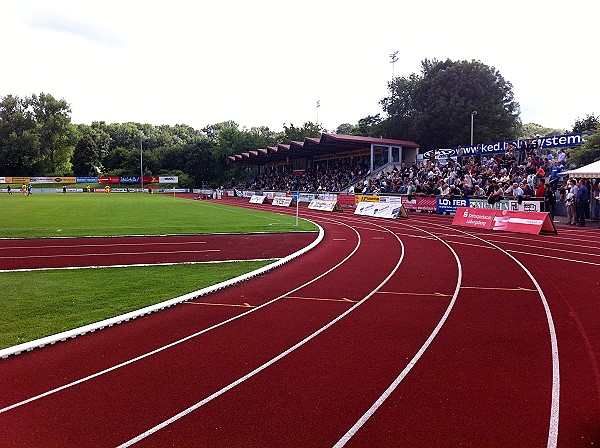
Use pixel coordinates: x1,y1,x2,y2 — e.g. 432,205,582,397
561,159,600,178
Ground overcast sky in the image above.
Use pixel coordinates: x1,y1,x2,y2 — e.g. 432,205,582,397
1,0,597,135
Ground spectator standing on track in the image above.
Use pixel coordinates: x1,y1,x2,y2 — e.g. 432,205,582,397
543,180,557,220
576,179,589,227
566,179,578,225
592,180,600,220
63,185,67,194
7,184,11,194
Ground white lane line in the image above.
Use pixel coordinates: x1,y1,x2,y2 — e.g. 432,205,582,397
0,222,358,415
334,222,462,447
0,241,207,251
1,249,220,260
116,225,405,448
413,218,561,448
376,291,452,297
285,296,359,304
0,258,277,273
184,302,255,308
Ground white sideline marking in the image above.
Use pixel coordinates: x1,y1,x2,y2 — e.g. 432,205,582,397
116,225,405,448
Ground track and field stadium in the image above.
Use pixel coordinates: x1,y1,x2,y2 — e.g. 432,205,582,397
0,190,599,448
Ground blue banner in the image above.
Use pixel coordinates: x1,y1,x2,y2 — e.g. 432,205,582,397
436,197,470,213
423,132,588,159
76,177,98,183
120,176,140,184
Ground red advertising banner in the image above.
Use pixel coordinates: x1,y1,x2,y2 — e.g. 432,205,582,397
401,196,437,212
337,194,356,206
452,207,495,230
98,176,121,184
453,207,557,235
143,176,160,184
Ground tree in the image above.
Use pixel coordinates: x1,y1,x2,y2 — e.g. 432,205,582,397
569,124,600,167
380,59,521,149
184,140,215,187
518,123,566,139
71,135,99,176
0,95,38,175
29,93,77,174
279,122,326,144
571,113,599,133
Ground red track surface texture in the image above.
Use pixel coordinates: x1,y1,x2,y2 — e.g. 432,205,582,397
0,233,316,270
1,198,599,447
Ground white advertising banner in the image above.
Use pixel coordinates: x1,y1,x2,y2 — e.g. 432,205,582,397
354,202,408,219
159,176,178,184
308,199,343,212
272,196,293,207
249,195,267,204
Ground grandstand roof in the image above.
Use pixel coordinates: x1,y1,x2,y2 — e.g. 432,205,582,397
228,133,420,165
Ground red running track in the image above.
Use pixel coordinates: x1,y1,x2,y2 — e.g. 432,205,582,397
0,233,317,270
1,198,599,447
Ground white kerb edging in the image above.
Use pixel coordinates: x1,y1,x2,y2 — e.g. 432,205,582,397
0,225,324,359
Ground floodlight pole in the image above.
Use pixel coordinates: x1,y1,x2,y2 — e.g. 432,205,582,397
140,135,144,193
470,111,477,147
390,51,399,79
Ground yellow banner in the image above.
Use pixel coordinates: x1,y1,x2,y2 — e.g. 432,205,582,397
355,195,381,205
11,177,30,184
52,177,77,184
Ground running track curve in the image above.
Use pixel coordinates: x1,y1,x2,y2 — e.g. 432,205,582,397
1,198,599,447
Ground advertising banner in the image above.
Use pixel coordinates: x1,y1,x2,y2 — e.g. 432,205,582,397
453,207,556,235
120,176,140,184
249,195,267,204
0,177,6,183
30,177,54,183
272,196,293,207
159,176,178,184
337,194,356,206
452,207,495,230
469,198,542,212
436,197,470,213
401,196,437,212
98,176,120,184
354,202,408,219
11,177,30,184
53,177,77,184
355,194,380,204
143,176,160,184
491,210,557,234
308,199,343,212
423,132,587,159
76,177,99,183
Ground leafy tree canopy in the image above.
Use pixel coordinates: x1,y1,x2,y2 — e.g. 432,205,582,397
376,59,521,150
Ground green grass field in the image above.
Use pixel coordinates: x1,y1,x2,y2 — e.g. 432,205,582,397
0,193,318,349
0,193,315,238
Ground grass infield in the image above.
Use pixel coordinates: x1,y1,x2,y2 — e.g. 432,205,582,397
0,193,315,238
0,193,318,349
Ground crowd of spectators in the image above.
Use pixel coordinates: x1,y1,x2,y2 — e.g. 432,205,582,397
358,145,569,199
243,139,572,201
243,158,370,193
